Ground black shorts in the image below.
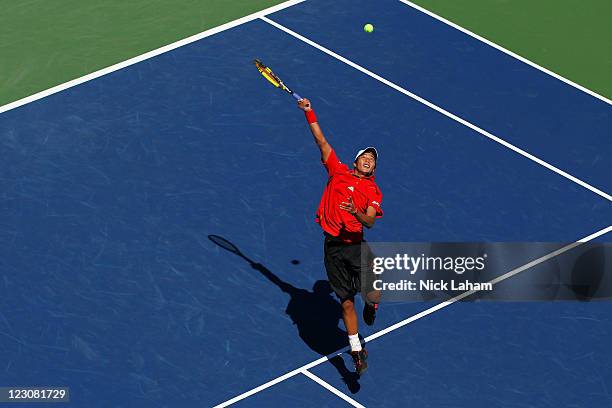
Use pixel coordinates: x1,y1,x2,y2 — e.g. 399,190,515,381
323,234,377,302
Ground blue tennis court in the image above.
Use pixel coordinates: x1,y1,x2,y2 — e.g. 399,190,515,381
2,0,610,406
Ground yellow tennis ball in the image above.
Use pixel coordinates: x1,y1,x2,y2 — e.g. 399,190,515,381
364,23,374,33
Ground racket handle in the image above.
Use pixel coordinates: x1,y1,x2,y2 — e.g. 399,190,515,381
292,92,303,101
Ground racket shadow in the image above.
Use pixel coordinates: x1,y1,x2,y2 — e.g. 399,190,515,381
208,235,361,393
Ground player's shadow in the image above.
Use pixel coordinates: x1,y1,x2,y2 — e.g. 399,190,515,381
208,235,361,393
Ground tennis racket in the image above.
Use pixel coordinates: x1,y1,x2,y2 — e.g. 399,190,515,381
253,59,302,101
208,234,260,267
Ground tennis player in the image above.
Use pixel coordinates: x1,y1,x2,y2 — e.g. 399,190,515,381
298,98,383,375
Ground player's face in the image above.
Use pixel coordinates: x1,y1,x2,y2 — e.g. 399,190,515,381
354,153,376,175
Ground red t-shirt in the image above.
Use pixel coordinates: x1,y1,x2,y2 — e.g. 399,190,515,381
316,149,383,243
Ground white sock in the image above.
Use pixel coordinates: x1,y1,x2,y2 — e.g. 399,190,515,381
348,334,362,352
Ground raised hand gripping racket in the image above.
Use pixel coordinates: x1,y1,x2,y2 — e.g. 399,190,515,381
253,59,302,101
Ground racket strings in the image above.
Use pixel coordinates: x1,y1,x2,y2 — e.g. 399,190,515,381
254,59,284,89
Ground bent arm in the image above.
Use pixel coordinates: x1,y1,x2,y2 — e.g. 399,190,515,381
354,206,377,229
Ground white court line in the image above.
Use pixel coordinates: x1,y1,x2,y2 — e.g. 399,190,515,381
261,16,612,203
213,225,612,407
397,0,612,106
302,370,367,408
0,0,306,115
367,225,611,342
213,355,335,408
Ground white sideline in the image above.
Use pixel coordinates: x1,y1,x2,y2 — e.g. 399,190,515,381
214,225,612,407
397,0,612,106
0,0,306,115
302,370,366,408
261,16,612,203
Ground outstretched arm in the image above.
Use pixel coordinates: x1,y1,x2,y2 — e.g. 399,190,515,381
297,98,332,163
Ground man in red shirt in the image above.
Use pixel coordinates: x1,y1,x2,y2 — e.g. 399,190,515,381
298,98,383,375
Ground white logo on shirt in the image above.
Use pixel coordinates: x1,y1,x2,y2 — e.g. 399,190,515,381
347,186,354,192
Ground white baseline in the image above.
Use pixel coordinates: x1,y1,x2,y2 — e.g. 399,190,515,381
0,0,306,115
